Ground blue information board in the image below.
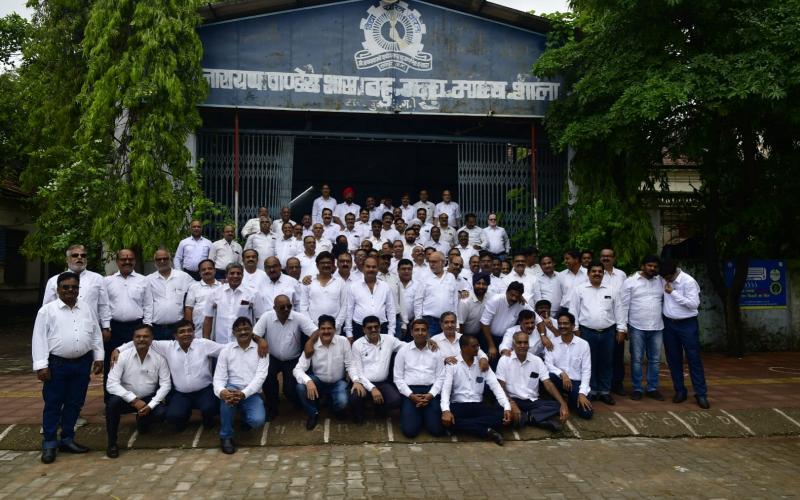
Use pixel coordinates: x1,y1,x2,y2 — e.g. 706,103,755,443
724,260,787,309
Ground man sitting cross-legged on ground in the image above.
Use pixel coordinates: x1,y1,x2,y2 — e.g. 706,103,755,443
106,324,171,459
213,317,270,454
293,315,355,430
545,312,594,420
496,331,570,432
440,334,512,445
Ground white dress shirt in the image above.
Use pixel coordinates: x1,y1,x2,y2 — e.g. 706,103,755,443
253,310,317,361
118,338,223,393
412,262,431,282
480,293,534,337
457,225,484,246
299,275,348,328
203,284,259,344
414,271,460,319
241,217,263,239
453,245,478,263
262,274,301,311
663,270,701,319
293,335,354,384
185,280,221,336
295,253,318,280
271,218,296,235
502,271,537,303
312,196,337,225
345,280,396,337
350,334,405,390
393,342,444,397
498,324,549,355
107,348,171,408
354,221,372,240
322,223,341,244
208,239,242,270
496,354,549,402
457,292,486,335
105,271,153,325
568,282,625,331
557,267,588,310
440,360,510,412
147,269,194,325
244,232,276,270
620,273,665,331
242,268,268,295
413,201,436,222
275,237,301,266
439,226,457,247
31,299,104,370
42,269,109,326
434,201,460,227
372,204,394,222
380,227,401,244
429,332,489,361
399,280,417,328
545,335,592,396
339,228,362,253
602,267,627,294
429,239,450,254
481,226,510,254
334,202,360,222
533,272,561,317
417,223,433,244
399,205,416,223
212,340,269,397
174,236,212,272
378,271,406,324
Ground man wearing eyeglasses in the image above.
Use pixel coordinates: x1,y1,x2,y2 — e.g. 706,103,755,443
480,213,510,262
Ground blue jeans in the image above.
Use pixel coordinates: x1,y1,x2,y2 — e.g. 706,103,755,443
400,385,445,438
219,388,266,439
295,375,348,417
41,352,93,449
628,326,663,393
423,316,442,335
663,317,707,397
166,385,218,428
549,374,593,419
580,325,615,395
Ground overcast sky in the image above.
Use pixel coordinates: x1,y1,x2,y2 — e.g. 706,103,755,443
0,0,570,19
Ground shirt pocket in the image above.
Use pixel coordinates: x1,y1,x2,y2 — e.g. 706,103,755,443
83,319,97,334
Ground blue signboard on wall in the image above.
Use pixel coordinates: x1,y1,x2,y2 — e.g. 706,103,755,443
724,260,788,309
198,0,557,116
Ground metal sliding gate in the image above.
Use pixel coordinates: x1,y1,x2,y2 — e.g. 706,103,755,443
196,130,294,239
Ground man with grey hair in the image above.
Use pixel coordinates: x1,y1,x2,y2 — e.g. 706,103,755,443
413,251,461,335
43,244,109,328
147,247,194,341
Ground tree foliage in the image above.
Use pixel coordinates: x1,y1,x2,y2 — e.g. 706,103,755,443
0,14,31,178
534,0,800,354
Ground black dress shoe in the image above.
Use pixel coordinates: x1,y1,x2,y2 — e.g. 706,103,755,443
537,419,562,432
598,394,616,405
220,438,236,454
306,413,319,430
59,441,90,453
106,445,119,459
41,448,56,464
486,428,504,446
646,390,665,401
611,384,627,397
672,392,688,404
695,395,710,409
630,391,643,401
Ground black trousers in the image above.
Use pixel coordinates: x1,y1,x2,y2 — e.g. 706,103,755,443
512,397,560,425
263,355,300,415
106,394,166,446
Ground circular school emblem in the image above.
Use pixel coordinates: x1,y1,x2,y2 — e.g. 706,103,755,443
355,1,433,73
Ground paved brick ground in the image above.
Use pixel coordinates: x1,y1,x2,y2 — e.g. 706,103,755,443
0,437,798,499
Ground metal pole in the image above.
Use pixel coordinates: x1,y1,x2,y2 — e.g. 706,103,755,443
234,109,240,235
530,123,540,248
290,185,315,206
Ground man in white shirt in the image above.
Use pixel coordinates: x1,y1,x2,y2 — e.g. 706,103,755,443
428,226,450,254
454,231,478,264
458,272,490,338
620,255,665,401
208,224,242,279
105,324,170,458
434,189,460,228
377,251,406,338
203,263,261,343
380,212,401,244
335,251,359,286
321,208,342,243
558,250,588,312
372,197,394,223
345,256,396,339
414,208,434,244
568,261,625,405
263,256,301,310
348,316,404,425
599,247,629,396
254,294,318,419
413,189,436,223
148,248,195,340
448,255,472,293
479,282,535,366
498,309,554,358
293,315,354,429
241,248,268,293
184,259,221,337
502,252,538,304
244,217,276,271
275,221,301,268
437,213,457,247
339,212,362,254
333,186,360,225
311,183,337,225
393,319,447,438
33,272,104,464
300,214,313,238
480,213,510,261
414,251,460,334
458,213,483,248
312,223,333,255
524,247,542,277
174,220,212,280
440,334,511,445
397,259,417,340
533,254,561,317
497,331,568,431
214,316,269,454
296,235,320,280
545,312,594,419
271,206,296,235
660,260,708,409
241,206,269,239
398,193,416,223
355,208,373,240
299,252,347,330
104,249,152,402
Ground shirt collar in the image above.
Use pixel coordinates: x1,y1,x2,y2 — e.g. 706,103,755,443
56,298,80,310
234,340,257,351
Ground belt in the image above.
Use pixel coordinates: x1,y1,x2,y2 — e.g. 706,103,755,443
111,318,142,326
49,352,92,364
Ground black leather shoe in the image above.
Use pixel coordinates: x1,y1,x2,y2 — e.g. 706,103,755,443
306,413,319,430
611,384,627,397
537,419,562,432
598,394,616,405
646,390,665,401
59,441,89,453
695,395,710,409
630,391,643,401
672,392,688,404
486,428,504,446
220,438,236,454
106,445,119,459
41,448,56,464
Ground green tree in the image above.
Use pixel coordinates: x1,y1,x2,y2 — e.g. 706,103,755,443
0,14,31,178
535,1,800,355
